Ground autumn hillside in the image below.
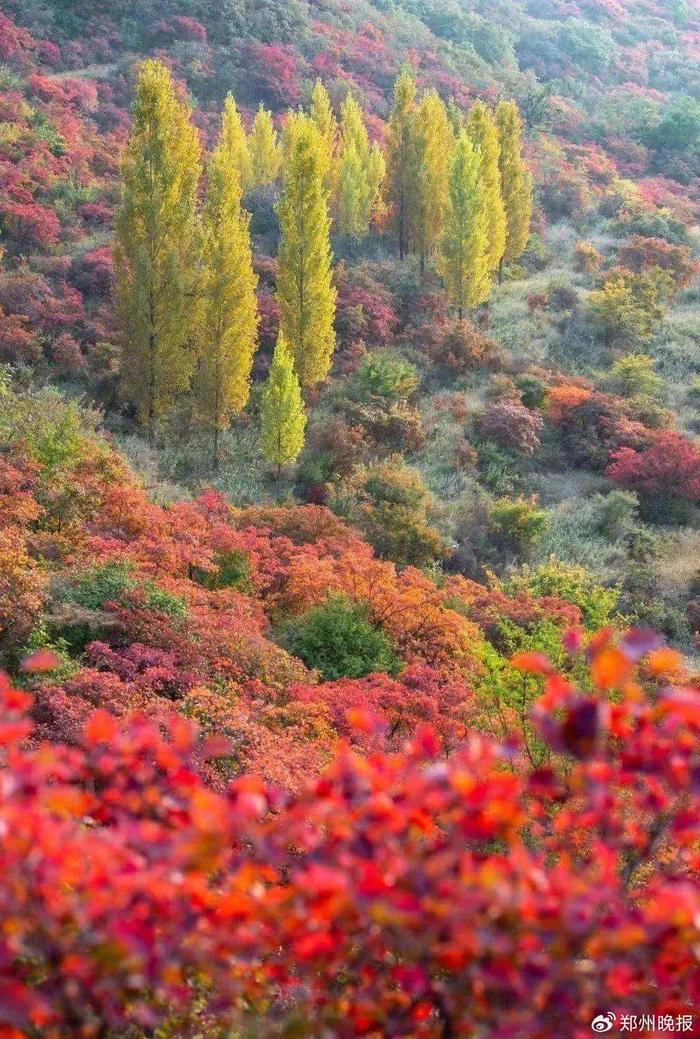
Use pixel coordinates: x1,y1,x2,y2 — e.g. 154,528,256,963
0,0,699,1035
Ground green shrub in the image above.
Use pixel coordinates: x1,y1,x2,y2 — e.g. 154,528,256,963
0,374,101,472
350,351,419,401
331,457,447,568
477,441,522,496
29,110,66,156
194,550,253,592
516,374,547,409
507,560,620,630
20,621,78,681
63,561,136,611
143,584,188,619
277,596,400,681
488,496,548,555
588,490,639,538
61,562,187,619
605,354,662,399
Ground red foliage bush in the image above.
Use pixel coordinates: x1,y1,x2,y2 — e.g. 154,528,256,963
1,201,61,253
69,246,114,297
76,202,113,228
424,319,498,375
0,308,39,364
480,397,544,455
150,16,208,45
0,632,697,1036
618,235,697,290
607,431,700,505
247,43,302,107
0,13,36,64
50,332,84,370
548,386,651,469
336,271,400,349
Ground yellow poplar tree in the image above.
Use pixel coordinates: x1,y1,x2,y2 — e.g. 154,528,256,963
496,100,533,281
114,59,201,434
465,100,506,273
385,68,417,260
310,79,337,190
447,98,464,135
276,117,337,387
219,92,253,194
337,94,385,239
196,96,259,469
338,142,365,239
440,132,490,319
249,104,281,186
413,89,455,273
261,331,306,477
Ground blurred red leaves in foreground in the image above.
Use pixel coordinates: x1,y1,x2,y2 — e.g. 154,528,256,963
0,631,697,1038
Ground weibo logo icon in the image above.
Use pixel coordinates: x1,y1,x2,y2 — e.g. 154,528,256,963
591,1012,616,1033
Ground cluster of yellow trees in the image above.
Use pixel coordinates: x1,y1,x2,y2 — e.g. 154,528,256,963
113,60,532,470
386,69,533,312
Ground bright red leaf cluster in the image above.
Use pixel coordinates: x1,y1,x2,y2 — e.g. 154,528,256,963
0,630,697,1037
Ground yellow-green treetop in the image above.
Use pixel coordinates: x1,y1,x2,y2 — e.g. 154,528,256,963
280,109,311,168
385,68,418,260
440,132,491,318
465,100,507,273
261,331,307,476
496,100,533,276
218,92,252,194
337,94,385,239
196,95,259,468
114,58,202,433
310,79,338,190
249,104,282,186
447,97,464,135
276,117,337,386
413,89,455,272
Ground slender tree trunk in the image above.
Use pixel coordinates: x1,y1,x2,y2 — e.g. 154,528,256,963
212,367,220,472
498,256,504,284
147,337,156,442
147,238,156,442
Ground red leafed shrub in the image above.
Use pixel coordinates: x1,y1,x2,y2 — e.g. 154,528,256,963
0,307,39,364
526,292,548,313
256,287,280,353
76,202,113,228
35,39,61,66
425,319,498,375
618,235,697,290
0,632,698,1036
447,575,581,644
293,662,475,752
50,332,84,371
547,386,651,469
1,202,61,254
26,73,98,113
150,15,208,44
480,397,543,455
336,272,399,349
247,43,302,107
607,431,700,505
69,246,114,297
546,384,593,422
0,13,36,64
